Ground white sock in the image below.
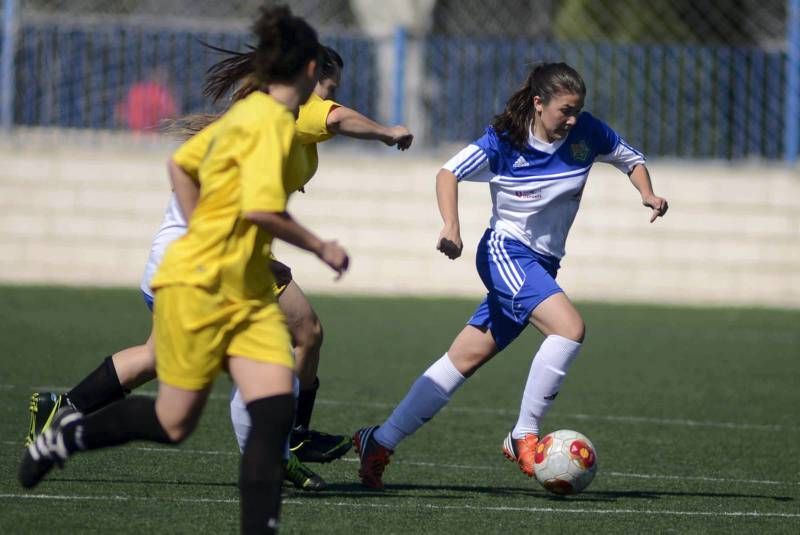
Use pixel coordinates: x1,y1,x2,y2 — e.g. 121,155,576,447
230,375,301,459
374,353,466,450
512,335,582,439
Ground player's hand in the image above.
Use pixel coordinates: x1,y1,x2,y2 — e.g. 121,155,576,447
384,126,413,150
643,194,668,223
318,241,349,280
436,226,462,260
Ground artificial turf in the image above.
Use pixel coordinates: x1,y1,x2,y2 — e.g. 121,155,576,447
0,286,798,533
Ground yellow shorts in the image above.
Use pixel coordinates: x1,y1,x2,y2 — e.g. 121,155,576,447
153,285,294,391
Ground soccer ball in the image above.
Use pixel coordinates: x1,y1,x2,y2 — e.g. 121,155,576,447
533,429,597,495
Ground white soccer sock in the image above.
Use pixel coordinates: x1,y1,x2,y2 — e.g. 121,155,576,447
230,376,301,459
374,353,466,450
512,335,582,439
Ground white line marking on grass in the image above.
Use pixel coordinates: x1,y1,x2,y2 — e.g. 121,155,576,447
13,386,798,432
0,493,236,503
7,441,792,487
563,413,789,432
134,447,237,456
315,399,797,432
336,458,800,486
1,494,798,519
603,471,796,487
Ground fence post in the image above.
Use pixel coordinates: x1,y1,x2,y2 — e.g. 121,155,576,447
392,25,407,126
786,0,800,164
1,0,18,131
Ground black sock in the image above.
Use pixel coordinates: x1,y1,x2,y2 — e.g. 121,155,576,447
240,394,294,535
66,356,127,414
62,396,172,453
294,377,319,431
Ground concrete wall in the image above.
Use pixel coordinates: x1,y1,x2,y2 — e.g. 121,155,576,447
1,135,798,308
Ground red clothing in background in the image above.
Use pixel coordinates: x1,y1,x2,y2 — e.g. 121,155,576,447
118,81,177,131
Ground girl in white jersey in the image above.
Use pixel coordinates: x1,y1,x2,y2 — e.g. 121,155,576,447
26,46,413,490
353,62,668,489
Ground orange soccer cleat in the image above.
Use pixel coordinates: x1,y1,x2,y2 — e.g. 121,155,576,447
502,432,540,477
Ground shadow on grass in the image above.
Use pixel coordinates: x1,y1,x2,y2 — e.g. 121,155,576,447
296,482,795,503
39,479,796,504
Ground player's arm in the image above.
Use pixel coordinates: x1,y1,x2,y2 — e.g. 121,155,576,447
245,211,348,278
241,115,348,277
168,158,200,220
435,168,462,260
627,164,668,223
591,116,667,224
169,122,218,219
326,105,413,150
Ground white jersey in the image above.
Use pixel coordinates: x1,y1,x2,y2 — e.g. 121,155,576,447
442,112,645,259
140,194,187,298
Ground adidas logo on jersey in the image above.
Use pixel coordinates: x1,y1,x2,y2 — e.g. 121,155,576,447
512,155,529,169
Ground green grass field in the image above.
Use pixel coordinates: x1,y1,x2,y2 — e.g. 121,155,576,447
1,286,798,533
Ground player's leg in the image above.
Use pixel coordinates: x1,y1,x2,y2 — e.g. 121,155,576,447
277,278,351,463
230,380,327,491
26,291,158,445
20,284,219,488
228,357,294,535
504,292,584,477
26,331,157,445
19,382,209,488
354,324,498,489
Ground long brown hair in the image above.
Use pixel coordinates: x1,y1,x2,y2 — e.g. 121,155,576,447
492,62,586,149
165,36,344,139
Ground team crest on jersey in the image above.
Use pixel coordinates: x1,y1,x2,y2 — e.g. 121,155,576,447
570,140,590,162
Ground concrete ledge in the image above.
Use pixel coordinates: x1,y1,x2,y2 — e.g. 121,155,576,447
1,135,798,308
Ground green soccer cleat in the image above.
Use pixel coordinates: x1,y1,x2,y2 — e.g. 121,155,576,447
289,427,352,464
19,406,82,488
26,392,69,447
284,453,327,491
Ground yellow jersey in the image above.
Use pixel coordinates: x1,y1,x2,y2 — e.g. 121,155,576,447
293,93,338,185
161,92,338,194
151,92,296,300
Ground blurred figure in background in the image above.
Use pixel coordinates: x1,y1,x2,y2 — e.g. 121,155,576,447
117,65,178,132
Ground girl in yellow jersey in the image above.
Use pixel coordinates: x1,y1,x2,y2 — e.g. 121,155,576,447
197,45,412,466
25,45,413,489
19,7,345,534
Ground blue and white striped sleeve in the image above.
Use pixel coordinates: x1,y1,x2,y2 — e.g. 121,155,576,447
587,113,646,174
442,144,493,182
595,137,646,174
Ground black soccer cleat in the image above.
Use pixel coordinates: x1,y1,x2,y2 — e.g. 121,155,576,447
19,407,82,488
289,427,352,464
283,453,327,491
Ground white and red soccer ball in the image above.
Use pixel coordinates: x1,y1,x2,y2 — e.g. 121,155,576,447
533,429,598,495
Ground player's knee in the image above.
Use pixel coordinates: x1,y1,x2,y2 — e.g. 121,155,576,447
550,317,585,343
562,320,585,343
161,421,194,444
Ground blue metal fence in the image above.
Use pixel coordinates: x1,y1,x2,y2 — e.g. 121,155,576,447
1,17,797,161
10,21,377,130
424,37,788,159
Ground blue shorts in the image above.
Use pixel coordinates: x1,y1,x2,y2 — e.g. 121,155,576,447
467,229,563,350
142,290,154,312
